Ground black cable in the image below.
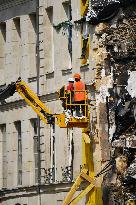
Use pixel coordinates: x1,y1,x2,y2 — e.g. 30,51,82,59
95,159,114,178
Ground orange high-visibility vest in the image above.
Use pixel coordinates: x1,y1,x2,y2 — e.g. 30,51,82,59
74,81,86,102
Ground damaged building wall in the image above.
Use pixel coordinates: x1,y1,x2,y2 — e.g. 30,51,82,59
88,1,136,204
105,4,136,204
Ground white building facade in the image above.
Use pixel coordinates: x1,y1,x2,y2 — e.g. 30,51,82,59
0,0,99,204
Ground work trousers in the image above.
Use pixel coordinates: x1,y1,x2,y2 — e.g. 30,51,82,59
75,100,86,115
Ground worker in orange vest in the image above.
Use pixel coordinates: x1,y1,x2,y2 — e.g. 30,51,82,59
73,73,87,117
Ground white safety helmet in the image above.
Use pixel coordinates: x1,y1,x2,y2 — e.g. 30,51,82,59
68,78,74,82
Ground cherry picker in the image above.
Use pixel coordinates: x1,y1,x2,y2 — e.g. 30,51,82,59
0,78,103,205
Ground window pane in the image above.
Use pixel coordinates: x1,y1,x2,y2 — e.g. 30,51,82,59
34,154,38,168
0,124,7,187
18,155,22,170
34,138,38,153
15,121,22,185
35,168,38,184
18,140,22,153
18,170,22,185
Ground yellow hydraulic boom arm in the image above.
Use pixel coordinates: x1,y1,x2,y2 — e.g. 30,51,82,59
16,80,55,125
0,78,103,205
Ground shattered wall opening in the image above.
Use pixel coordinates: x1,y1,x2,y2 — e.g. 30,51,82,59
79,0,136,204
101,2,136,205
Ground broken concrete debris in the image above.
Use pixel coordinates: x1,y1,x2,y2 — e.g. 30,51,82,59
102,2,136,204
83,0,136,203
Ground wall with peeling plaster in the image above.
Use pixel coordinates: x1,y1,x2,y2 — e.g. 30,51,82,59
93,2,136,204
